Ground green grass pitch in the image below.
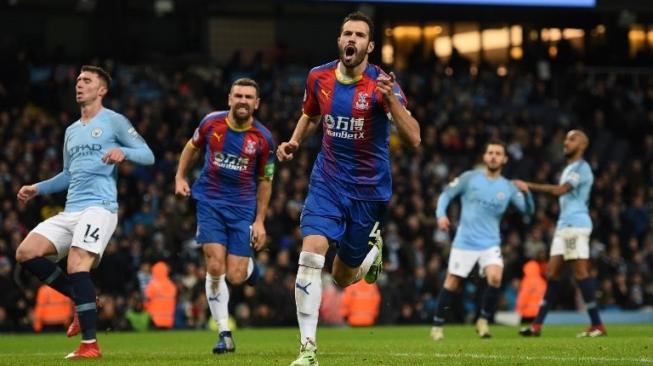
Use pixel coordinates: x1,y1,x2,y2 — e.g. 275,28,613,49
0,325,651,365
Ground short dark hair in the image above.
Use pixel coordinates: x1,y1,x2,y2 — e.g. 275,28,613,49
341,11,374,40
484,139,507,153
231,78,260,98
81,65,112,88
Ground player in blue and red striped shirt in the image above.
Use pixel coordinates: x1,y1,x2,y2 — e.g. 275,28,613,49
175,78,275,355
277,11,421,366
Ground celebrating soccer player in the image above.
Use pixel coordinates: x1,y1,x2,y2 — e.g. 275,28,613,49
276,11,421,366
517,129,606,337
175,78,275,354
431,140,534,340
15,65,155,359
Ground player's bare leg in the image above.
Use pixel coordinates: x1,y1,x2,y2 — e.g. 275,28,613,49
431,273,462,341
291,235,327,366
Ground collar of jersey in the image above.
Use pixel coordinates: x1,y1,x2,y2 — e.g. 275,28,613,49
226,117,252,132
335,65,362,84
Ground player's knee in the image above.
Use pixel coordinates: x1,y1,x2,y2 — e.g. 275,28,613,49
331,272,353,288
226,270,246,285
15,244,36,263
205,259,225,276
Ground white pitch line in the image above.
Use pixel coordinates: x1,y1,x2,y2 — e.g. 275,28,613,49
385,352,653,364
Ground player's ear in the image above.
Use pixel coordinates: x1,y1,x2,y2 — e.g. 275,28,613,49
367,40,375,54
254,97,260,110
98,84,108,98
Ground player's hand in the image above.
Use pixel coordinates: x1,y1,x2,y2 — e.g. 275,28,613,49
437,216,450,231
376,72,397,100
102,148,126,164
512,179,530,192
250,220,267,251
276,140,299,162
175,176,191,197
17,184,38,204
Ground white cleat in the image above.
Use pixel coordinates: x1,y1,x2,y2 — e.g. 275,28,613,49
430,326,444,341
476,318,491,338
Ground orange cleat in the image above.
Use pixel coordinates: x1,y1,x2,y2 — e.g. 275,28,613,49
64,341,102,360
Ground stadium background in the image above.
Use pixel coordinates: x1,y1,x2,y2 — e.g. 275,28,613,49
0,0,652,332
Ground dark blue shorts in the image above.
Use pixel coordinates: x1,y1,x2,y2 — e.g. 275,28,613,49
195,200,255,257
300,180,387,268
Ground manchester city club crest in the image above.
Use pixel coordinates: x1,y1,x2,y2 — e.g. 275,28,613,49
496,191,506,200
91,128,103,138
355,92,369,110
245,140,257,154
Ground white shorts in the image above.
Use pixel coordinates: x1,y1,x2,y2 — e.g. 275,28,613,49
448,246,503,278
550,227,591,260
31,207,118,267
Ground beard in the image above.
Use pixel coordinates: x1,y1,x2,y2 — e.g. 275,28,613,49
339,44,368,69
232,104,253,123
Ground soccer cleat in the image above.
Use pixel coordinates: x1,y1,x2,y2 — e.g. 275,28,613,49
519,324,541,337
64,341,101,359
476,318,491,338
290,339,318,366
364,233,383,284
212,331,236,354
430,326,444,341
576,325,607,338
66,312,80,337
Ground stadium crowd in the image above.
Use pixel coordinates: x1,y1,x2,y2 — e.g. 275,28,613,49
1,45,652,332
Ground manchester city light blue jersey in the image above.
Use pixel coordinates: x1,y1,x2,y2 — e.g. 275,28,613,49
557,159,593,229
36,108,155,213
436,170,534,250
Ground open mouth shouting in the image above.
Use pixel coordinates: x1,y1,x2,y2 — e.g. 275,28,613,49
343,44,357,64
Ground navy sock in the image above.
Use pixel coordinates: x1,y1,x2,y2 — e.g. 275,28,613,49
579,278,602,326
480,285,501,320
70,272,97,341
22,257,72,297
433,288,454,326
534,280,558,325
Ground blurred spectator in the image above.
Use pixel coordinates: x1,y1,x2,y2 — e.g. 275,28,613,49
341,280,381,327
32,285,73,332
516,260,546,323
125,292,151,332
145,261,177,329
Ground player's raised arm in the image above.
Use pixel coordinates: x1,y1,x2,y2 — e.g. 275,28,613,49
515,179,573,197
376,71,420,148
510,182,535,216
110,116,155,165
277,113,321,162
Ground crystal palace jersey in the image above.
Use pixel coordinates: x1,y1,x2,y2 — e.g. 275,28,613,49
302,61,407,201
189,111,275,209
